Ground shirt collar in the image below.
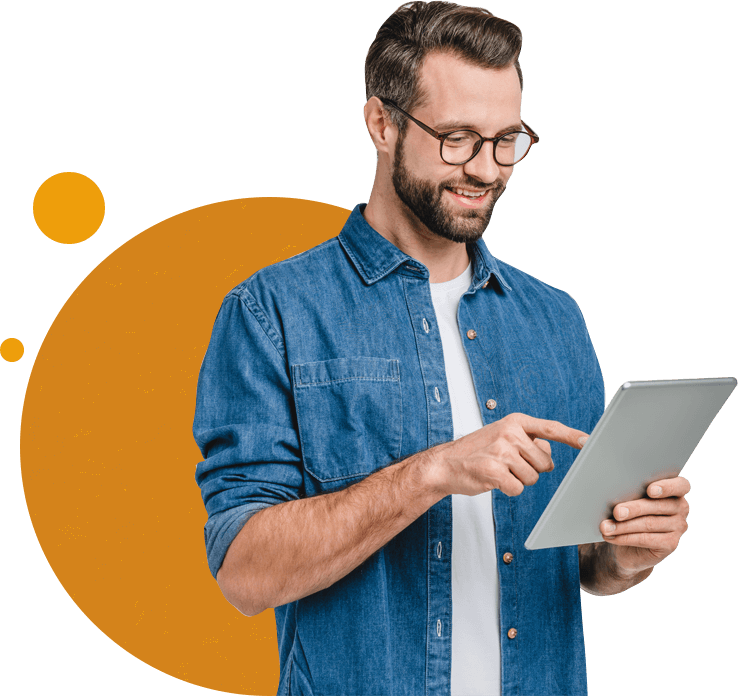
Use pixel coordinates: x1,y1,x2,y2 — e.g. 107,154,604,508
338,203,511,292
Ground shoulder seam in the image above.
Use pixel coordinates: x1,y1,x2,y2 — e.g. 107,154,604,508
227,291,286,361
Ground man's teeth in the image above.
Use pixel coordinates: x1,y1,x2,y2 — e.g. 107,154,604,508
451,188,487,198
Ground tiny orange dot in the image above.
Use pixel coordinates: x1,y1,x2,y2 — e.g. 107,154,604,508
1,338,24,362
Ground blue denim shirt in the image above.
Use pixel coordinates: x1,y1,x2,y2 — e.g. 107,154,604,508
194,204,605,696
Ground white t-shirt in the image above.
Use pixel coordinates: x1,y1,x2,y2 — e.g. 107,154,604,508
429,260,501,696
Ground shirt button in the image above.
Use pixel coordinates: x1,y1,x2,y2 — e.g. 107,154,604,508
503,552,513,564
434,387,441,402
437,619,442,637
507,628,518,639
422,317,430,333
437,541,442,559
486,399,497,410
466,329,477,340
482,280,489,288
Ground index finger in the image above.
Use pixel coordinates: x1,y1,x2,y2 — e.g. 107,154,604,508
646,476,691,499
508,413,589,449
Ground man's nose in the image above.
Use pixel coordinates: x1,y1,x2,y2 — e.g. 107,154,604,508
462,140,501,185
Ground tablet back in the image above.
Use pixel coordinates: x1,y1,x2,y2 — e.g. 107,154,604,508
524,377,736,550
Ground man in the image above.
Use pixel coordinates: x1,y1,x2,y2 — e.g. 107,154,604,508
193,2,690,694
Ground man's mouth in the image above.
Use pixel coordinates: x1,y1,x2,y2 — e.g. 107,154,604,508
451,186,489,197
445,186,492,207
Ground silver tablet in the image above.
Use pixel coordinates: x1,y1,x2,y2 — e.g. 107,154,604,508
524,377,736,550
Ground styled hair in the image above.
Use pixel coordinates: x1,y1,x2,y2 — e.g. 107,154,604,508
365,2,523,133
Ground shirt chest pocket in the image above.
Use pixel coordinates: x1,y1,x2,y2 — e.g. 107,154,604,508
291,357,402,485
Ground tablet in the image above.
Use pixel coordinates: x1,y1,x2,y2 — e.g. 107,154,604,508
524,377,736,550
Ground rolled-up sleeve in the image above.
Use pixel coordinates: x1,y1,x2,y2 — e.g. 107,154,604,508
193,290,303,578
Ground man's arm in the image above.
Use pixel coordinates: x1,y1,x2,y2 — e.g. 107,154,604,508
579,476,690,596
217,447,440,616
217,413,588,616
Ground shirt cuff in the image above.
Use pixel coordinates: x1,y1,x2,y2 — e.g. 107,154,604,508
204,502,273,579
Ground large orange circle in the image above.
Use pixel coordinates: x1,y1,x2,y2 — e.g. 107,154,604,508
21,198,351,695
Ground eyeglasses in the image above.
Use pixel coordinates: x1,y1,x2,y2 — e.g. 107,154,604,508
379,98,539,167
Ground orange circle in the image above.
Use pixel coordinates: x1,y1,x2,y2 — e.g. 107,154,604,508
33,172,105,244
21,198,351,695
1,337,24,362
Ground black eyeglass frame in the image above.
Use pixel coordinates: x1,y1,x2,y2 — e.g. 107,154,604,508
379,98,539,167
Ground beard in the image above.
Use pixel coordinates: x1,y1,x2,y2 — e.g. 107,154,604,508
391,132,506,244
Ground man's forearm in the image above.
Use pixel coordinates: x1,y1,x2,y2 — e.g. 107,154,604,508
578,541,653,596
217,448,444,616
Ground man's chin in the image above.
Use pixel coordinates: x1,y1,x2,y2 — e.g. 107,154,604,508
430,217,489,244
434,197,495,241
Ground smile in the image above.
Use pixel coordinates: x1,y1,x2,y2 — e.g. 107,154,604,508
445,187,491,208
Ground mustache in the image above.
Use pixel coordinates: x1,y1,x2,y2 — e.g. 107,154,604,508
441,177,506,194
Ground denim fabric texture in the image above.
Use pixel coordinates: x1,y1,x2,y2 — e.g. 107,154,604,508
193,203,605,696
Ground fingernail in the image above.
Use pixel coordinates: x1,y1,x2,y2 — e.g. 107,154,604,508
617,507,629,520
578,436,589,447
604,522,616,533
650,485,662,497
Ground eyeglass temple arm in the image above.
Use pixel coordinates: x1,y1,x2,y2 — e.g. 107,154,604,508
522,120,539,142
382,97,539,143
378,98,443,139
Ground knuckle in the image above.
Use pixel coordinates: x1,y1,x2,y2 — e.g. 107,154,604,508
512,479,525,496
496,443,516,461
538,421,555,439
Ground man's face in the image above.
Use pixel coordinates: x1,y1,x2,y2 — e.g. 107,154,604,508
390,53,523,244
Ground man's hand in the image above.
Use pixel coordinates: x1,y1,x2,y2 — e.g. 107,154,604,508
427,412,589,498
598,476,691,577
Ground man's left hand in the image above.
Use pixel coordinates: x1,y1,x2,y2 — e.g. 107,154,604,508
599,476,690,577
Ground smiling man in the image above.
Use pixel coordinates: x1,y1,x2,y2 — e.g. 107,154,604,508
193,3,690,695
371,54,521,250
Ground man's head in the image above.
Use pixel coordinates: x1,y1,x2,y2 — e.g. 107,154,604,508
364,2,525,244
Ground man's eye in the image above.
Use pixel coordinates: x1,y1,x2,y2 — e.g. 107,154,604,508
498,133,519,145
446,135,474,147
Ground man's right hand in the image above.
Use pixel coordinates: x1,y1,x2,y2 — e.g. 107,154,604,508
426,413,589,498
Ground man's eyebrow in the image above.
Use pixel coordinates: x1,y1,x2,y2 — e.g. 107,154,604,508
434,120,523,135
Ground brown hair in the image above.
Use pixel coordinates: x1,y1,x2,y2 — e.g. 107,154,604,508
365,2,523,133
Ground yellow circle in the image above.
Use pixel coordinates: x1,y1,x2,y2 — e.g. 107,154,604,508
33,172,105,244
21,198,350,695
1,338,24,362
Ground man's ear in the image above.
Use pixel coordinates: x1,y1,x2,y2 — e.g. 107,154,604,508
364,97,397,155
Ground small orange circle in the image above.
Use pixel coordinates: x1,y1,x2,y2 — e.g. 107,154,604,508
1,338,24,362
33,172,105,244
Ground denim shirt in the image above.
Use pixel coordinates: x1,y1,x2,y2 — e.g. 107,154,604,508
194,204,605,696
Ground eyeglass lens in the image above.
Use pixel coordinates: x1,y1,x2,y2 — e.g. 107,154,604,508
442,131,532,165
